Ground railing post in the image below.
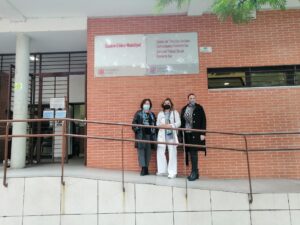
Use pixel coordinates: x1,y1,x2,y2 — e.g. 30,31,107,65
61,120,66,186
3,121,9,187
244,135,253,203
182,130,188,199
121,125,125,192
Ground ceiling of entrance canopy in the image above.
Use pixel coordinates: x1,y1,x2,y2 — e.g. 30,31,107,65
0,0,299,53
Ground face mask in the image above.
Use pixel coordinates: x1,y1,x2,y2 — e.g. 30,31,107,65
163,104,171,110
189,100,196,106
143,104,150,111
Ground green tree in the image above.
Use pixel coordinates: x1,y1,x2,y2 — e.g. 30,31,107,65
156,0,288,23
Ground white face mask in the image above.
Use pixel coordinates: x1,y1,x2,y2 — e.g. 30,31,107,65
143,104,150,111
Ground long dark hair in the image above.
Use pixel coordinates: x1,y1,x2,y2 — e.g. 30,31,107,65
140,98,152,110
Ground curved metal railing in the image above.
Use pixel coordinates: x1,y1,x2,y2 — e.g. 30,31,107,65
1,118,300,203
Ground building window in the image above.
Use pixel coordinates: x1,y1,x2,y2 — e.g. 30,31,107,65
208,65,300,89
295,72,300,85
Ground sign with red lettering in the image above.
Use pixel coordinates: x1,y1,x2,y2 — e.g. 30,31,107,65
94,33,199,77
94,35,146,77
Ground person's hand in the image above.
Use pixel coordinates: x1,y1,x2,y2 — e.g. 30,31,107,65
160,124,172,128
200,135,205,141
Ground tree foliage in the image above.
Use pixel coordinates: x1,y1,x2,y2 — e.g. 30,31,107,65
156,0,191,11
156,0,289,23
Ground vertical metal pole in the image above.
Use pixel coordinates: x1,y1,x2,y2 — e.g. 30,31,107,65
37,55,43,163
67,55,71,163
54,75,57,98
121,126,125,192
67,54,71,107
3,122,10,187
7,65,13,119
29,74,33,164
53,76,57,163
65,96,69,163
182,130,188,199
29,56,37,164
61,120,66,185
0,55,3,71
52,109,56,163
244,135,253,203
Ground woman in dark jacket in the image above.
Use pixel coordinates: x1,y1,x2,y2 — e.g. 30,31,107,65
132,99,156,176
181,93,206,181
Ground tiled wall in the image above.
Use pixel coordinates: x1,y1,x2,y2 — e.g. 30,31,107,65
0,177,300,225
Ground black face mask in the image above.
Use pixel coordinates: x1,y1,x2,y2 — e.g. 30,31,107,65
163,104,171,110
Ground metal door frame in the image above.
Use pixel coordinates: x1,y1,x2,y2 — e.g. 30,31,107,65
33,71,86,163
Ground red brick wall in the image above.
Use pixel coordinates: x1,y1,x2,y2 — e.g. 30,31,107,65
87,10,300,178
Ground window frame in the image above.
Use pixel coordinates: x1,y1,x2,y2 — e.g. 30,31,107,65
207,65,300,89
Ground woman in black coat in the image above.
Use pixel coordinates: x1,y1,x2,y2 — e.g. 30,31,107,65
132,99,156,176
180,93,206,181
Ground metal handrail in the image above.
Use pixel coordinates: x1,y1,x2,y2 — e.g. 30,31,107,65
2,117,300,137
1,118,300,204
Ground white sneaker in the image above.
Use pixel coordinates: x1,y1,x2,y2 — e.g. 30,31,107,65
156,172,167,176
168,174,177,179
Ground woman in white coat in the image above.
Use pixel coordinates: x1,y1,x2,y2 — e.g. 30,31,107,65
156,98,181,178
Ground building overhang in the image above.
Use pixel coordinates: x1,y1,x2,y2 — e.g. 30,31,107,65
0,0,299,53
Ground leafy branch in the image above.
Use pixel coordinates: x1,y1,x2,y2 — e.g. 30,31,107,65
156,0,289,23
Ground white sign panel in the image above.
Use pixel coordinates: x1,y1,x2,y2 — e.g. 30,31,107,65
94,35,146,77
146,33,199,75
94,32,199,77
50,98,65,109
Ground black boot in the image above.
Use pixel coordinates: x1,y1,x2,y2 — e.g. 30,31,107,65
187,170,199,181
145,167,149,175
140,167,146,176
187,170,193,180
188,151,199,181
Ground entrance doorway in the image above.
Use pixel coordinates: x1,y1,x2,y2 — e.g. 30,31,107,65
0,52,87,165
69,104,86,160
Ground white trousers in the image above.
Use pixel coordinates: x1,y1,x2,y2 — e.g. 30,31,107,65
157,139,177,176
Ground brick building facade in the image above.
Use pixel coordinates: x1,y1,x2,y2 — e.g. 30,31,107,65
87,10,300,178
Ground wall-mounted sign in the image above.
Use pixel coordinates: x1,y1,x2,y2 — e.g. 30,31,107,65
14,82,23,91
146,33,199,75
94,32,199,77
55,110,67,119
50,98,65,109
199,46,212,53
43,110,54,119
95,35,146,77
